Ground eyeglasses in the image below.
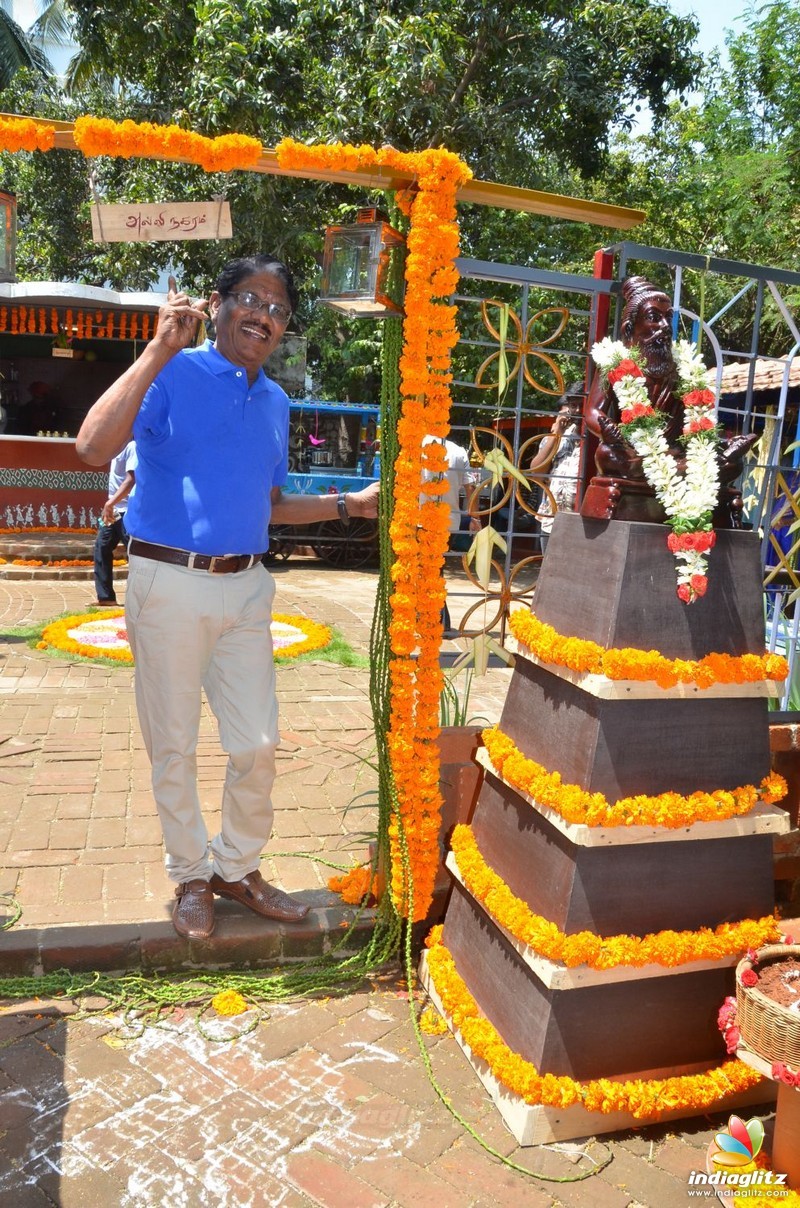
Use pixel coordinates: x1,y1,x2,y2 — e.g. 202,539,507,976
226,291,292,324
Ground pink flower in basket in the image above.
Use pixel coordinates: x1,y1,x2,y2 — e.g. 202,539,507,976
723,1026,740,1055
717,996,737,1029
772,1061,800,1088
716,996,740,1054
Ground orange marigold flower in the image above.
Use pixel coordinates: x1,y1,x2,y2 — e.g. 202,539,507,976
482,726,786,827
424,930,764,1116
0,115,55,153
450,824,780,968
73,116,262,173
508,610,788,690
327,864,379,905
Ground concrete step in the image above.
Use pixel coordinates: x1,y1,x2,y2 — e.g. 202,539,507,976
0,529,127,581
0,893,378,977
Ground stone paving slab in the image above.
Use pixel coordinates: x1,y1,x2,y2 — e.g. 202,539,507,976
0,985,780,1208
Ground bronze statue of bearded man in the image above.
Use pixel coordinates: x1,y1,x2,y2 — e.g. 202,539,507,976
580,275,757,527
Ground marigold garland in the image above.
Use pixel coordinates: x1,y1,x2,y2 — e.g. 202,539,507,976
4,558,125,568
327,864,379,905
0,527,96,534
4,122,473,919
73,116,263,173
277,139,473,922
482,726,787,828
450,825,781,969
509,610,790,691
419,1006,449,1036
0,115,55,153
0,305,157,341
424,927,764,1118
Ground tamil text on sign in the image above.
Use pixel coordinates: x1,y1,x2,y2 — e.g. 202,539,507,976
90,201,232,243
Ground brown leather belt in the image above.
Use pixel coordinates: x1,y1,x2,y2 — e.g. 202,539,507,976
128,539,263,574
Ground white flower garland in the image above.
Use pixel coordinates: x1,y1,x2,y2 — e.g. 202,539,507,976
591,337,720,604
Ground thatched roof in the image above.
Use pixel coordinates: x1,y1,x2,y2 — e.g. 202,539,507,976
718,356,800,395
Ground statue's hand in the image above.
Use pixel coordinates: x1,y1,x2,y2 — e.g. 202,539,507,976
720,432,760,462
650,373,679,416
597,413,644,479
598,413,626,449
718,432,760,484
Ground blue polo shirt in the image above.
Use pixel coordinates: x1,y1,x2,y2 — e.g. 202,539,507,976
126,340,289,554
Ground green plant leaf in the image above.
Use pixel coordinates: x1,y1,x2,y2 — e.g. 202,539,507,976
481,447,530,492
497,301,509,398
472,631,493,676
465,524,506,588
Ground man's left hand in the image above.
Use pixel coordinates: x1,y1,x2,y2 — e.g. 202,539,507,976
345,481,380,519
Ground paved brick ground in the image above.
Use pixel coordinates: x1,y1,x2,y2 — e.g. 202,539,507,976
0,559,511,938
0,985,772,1208
0,558,783,1206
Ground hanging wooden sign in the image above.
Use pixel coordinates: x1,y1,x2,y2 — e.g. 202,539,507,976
90,201,232,243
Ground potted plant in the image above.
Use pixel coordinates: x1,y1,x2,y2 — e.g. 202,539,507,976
51,328,83,359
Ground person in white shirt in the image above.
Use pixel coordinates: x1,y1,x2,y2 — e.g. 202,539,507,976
422,434,479,634
530,385,584,554
92,439,137,605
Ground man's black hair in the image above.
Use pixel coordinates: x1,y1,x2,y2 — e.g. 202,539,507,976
215,254,299,315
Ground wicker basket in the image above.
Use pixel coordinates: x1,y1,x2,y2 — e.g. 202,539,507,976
736,944,800,1070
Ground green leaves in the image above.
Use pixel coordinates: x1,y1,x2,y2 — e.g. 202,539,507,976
481,447,530,492
465,523,506,589
0,10,53,89
0,0,705,319
496,300,509,399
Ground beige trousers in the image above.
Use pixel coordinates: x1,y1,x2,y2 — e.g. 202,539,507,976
125,554,278,884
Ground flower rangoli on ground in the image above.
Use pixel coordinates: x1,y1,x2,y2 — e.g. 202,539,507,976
37,610,332,663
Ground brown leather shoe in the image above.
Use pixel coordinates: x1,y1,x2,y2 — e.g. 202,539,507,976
173,879,215,939
209,869,309,922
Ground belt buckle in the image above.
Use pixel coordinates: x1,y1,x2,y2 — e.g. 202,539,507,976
208,555,226,574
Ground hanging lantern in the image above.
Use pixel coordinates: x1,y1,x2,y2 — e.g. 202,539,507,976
320,207,404,318
0,192,16,284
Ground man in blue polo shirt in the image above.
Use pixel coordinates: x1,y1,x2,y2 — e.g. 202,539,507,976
76,257,378,941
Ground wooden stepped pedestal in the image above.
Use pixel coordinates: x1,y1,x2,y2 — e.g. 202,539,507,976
426,512,790,1142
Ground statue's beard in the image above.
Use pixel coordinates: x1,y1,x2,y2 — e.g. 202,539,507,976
642,336,674,380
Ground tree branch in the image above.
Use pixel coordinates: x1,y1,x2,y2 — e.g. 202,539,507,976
427,29,489,148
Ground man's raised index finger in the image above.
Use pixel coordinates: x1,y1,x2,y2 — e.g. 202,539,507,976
167,274,178,297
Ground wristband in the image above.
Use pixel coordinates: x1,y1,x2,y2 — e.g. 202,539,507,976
337,492,350,526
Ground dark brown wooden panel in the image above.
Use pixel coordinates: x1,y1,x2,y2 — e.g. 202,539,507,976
499,656,771,797
533,513,765,660
470,771,776,934
444,881,736,1080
